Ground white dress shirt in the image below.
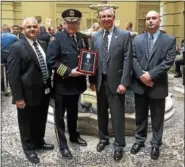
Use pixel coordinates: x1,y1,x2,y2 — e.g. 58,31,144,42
25,37,47,63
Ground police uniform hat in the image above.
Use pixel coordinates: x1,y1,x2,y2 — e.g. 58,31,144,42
62,9,82,22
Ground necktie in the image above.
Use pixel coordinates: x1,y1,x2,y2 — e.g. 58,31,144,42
71,35,77,46
101,30,109,74
33,41,48,83
148,34,154,55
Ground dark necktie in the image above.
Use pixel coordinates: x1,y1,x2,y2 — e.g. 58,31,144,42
71,35,77,46
33,41,48,83
148,34,154,55
101,30,109,74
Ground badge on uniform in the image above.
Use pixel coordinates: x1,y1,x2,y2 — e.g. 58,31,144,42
49,36,56,43
45,88,50,94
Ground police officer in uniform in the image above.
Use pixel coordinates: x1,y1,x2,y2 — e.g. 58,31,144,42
47,9,89,159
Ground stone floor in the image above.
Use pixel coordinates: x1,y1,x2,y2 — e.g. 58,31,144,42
1,74,184,167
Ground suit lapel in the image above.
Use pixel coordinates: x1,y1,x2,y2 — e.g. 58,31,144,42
144,33,149,59
76,32,85,50
148,32,163,61
96,30,103,62
23,39,40,68
107,27,118,62
38,40,47,53
97,30,103,51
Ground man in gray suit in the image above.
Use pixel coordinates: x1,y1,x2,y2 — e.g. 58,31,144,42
130,11,176,160
89,7,132,162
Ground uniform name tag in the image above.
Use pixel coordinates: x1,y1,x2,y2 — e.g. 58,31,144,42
45,88,50,94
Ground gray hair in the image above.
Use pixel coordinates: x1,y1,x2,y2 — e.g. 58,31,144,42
22,17,38,27
98,7,115,17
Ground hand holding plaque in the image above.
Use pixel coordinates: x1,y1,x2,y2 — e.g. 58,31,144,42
77,49,98,75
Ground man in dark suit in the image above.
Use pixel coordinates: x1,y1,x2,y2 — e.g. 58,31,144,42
130,11,176,160
89,7,133,162
47,9,89,159
48,26,55,36
37,25,51,45
174,39,184,78
7,17,54,164
12,25,25,39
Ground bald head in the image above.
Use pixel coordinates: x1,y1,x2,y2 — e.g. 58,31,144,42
146,11,160,18
146,10,161,33
22,17,38,28
22,17,39,40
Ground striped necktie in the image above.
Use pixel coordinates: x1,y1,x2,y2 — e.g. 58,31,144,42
33,41,48,83
101,30,109,74
148,34,154,55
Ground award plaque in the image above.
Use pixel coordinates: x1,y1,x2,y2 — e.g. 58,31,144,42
77,49,98,75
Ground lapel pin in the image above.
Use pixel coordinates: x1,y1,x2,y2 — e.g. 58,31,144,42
115,36,118,38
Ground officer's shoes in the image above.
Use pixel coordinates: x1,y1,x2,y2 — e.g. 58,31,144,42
70,136,87,146
60,148,73,159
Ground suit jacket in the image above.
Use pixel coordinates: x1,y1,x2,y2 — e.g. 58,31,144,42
131,32,176,98
18,33,26,39
37,31,50,44
90,27,133,93
7,38,51,106
47,30,89,95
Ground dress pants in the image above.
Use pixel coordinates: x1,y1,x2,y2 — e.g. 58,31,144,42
54,94,80,150
134,93,165,148
175,58,184,73
96,75,125,150
17,93,50,151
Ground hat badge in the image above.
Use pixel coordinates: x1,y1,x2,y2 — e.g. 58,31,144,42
69,10,75,16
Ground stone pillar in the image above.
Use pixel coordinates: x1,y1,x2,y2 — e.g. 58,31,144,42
21,2,53,28
107,2,137,30
136,2,160,33
160,1,184,45
2,2,15,25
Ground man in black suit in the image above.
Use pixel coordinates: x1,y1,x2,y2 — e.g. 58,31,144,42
130,11,176,160
89,7,133,162
47,9,89,159
7,17,54,164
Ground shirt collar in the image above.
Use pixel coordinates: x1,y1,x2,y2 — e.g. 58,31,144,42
148,29,160,39
25,37,38,46
103,26,114,34
65,30,77,38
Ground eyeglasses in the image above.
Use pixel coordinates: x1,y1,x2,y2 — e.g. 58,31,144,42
26,25,38,29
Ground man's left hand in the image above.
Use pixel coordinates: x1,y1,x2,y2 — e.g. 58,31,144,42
140,72,152,82
116,85,126,94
